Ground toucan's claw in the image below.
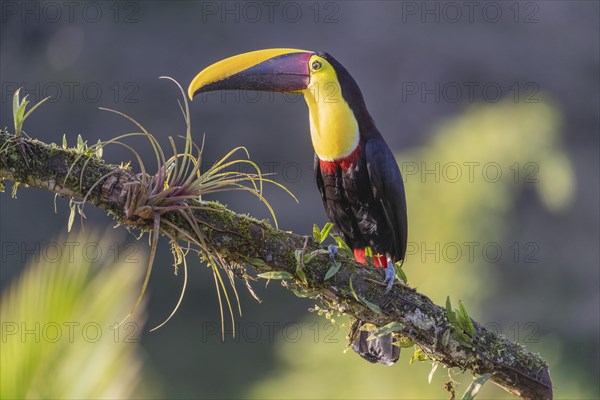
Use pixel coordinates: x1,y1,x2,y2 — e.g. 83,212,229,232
327,244,338,262
384,261,396,292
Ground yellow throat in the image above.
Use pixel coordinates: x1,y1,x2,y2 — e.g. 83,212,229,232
302,55,360,161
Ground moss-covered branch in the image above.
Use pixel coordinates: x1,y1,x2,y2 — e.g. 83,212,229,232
0,130,552,400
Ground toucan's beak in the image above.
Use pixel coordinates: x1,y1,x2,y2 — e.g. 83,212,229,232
188,48,313,100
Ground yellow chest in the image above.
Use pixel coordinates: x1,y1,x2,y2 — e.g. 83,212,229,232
303,85,360,161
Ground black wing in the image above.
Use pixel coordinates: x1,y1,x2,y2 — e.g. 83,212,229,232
365,138,408,262
314,152,361,247
314,153,327,209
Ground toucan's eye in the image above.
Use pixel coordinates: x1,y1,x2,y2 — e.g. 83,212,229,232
311,60,322,71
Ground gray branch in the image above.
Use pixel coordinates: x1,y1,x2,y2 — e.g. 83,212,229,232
0,130,553,400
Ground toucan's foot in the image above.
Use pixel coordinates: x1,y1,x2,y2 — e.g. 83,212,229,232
384,261,396,292
327,244,338,262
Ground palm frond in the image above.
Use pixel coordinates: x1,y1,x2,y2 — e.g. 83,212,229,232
0,230,151,399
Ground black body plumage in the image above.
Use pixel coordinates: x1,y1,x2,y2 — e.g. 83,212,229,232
314,53,408,365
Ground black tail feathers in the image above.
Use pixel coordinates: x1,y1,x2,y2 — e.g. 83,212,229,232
350,320,400,366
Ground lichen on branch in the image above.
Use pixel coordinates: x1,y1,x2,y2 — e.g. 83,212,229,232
0,127,553,399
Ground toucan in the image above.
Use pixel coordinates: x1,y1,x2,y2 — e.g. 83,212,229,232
188,49,408,366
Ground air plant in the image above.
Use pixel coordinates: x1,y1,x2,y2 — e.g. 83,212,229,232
63,77,297,338
0,89,50,160
12,88,50,138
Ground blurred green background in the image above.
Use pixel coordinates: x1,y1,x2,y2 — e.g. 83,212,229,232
1,1,598,399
